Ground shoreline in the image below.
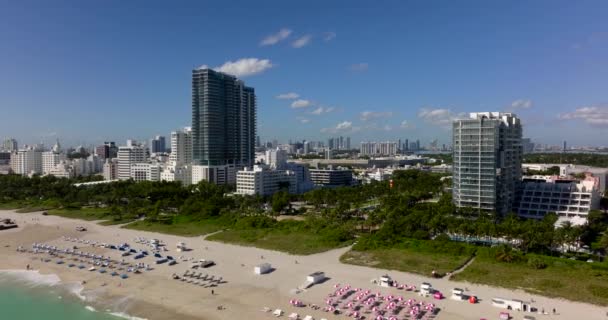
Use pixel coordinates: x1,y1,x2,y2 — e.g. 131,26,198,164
1,209,606,320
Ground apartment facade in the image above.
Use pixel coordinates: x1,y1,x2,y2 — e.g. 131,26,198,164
130,163,161,182
117,146,146,180
191,68,256,184
236,165,297,196
10,148,43,175
452,112,522,215
309,168,354,187
516,174,601,225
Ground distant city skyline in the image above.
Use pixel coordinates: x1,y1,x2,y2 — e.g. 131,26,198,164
1,1,608,147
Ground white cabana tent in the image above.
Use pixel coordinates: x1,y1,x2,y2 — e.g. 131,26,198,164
254,263,272,275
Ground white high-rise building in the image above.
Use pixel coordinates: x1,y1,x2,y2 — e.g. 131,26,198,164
10,148,43,175
169,128,192,166
360,141,398,156
42,151,66,174
2,138,18,152
117,146,146,180
265,148,287,169
452,112,522,215
103,159,118,181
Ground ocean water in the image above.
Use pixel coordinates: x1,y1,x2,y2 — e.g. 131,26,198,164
0,270,144,320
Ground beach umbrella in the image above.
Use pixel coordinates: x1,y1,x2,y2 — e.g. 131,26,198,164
375,316,382,320
334,283,340,288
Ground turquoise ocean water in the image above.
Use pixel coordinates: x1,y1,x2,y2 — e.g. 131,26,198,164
0,271,136,320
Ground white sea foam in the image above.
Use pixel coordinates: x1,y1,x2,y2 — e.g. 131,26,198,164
108,312,148,320
85,305,97,312
64,282,86,301
0,269,89,302
0,269,61,287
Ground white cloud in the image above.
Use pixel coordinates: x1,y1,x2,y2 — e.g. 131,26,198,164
400,120,414,129
321,121,360,134
337,121,352,130
323,32,336,42
417,107,465,128
214,58,273,77
291,99,313,109
507,99,533,111
292,35,312,48
299,118,310,124
349,63,369,72
383,125,393,131
310,106,335,115
260,28,292,46
276,92,299,100
558,106,608,127
360,111,393,121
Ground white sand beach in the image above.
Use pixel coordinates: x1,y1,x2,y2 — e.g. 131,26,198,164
0,209,605,320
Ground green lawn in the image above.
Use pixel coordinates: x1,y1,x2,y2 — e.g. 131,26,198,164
207,228,352,255
452,247,608,306
340,240,476,276
122,219,226,237
0,202,25,210
47,207,111,220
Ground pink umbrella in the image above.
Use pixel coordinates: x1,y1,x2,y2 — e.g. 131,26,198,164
376,316,383,320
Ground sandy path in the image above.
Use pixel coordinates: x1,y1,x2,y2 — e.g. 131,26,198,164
0,209,605,320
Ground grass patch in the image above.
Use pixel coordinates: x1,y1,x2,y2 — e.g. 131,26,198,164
122,217,226,237
208,229,352,255
206,216,354,255
0,201,25,210
98,218,135,226
340,239,476,276
47,207,110,220
452,247,608,306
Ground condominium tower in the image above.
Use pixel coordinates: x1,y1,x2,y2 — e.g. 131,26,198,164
191,68,256,184
452,112,522,215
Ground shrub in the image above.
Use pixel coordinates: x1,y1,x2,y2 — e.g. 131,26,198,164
527,256,548,269
434,233,451,242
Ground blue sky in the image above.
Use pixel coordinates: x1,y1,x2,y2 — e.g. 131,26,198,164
1,1,607,148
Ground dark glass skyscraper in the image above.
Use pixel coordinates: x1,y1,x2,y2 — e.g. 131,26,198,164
191,68,256,168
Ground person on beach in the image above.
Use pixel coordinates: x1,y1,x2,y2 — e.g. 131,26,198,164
211,289,214,295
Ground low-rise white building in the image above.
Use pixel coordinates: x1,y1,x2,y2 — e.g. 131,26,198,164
192,164,236,185
130,163,161,182
47,160,74,179
160,165,192,186
236,165,297,196
516,174,601,225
